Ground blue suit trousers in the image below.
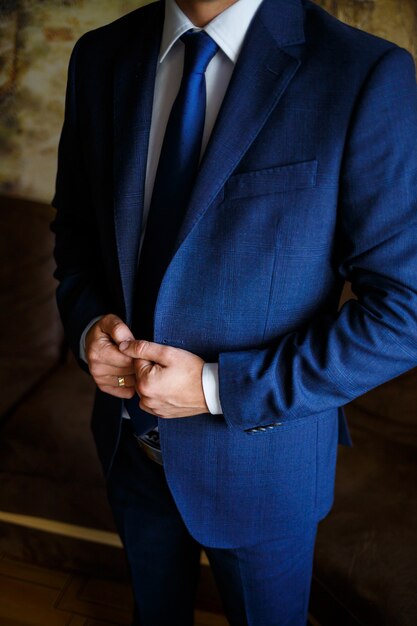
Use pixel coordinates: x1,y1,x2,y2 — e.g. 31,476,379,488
106,419,317,626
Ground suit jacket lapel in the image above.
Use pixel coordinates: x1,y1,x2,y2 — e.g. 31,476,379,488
113,1,164,325
112,0,305,322
173,0,306,256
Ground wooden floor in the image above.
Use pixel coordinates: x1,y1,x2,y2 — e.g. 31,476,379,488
0,552,228,626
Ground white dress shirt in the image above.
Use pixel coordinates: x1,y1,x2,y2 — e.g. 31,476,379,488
80,0,264,418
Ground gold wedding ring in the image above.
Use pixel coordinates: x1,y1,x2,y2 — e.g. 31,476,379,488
117,376,126,388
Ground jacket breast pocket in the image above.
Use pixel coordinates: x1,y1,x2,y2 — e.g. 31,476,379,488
225,159,318,200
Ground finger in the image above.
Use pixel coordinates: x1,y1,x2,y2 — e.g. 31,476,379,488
119,339,171,365
99,385,136,399
88,364,135,377
93,342,134,368
135,359,157,381
96,374,136,388
99,314,135,346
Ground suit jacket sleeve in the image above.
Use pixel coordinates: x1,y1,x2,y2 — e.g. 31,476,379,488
218,47,417,431
51,38,109,371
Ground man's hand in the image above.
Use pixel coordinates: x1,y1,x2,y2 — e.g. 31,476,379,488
119,340,209,418
85,314,136,399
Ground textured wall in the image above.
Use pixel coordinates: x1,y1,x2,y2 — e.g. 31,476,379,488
320,0,417,59
0,0,416,202
0,0,145,201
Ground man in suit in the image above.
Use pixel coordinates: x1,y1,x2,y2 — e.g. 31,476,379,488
51,0,417,623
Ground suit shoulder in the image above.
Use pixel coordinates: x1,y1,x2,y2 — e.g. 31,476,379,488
304,0,404,66
72,0,161,58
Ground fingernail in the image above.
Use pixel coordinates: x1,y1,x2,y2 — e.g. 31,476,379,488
119,341,130,351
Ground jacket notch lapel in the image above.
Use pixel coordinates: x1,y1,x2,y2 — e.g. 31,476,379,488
113,3,163,325
173,0,306,256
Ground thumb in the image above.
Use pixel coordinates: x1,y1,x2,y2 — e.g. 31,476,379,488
119,339,170,364
100,314,135,345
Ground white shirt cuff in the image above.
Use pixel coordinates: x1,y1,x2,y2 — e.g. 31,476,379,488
202,362,223,414
79,316,104,363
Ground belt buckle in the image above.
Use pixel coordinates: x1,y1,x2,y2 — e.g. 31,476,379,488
134,434,163,465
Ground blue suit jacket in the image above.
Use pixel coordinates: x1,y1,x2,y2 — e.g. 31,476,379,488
52,0,417,548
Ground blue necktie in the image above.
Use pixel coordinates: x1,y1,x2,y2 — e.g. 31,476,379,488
125,29,219,432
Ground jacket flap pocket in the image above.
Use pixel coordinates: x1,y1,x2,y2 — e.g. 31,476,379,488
225,159,318,199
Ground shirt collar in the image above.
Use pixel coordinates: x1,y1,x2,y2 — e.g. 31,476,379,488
159,0,265,65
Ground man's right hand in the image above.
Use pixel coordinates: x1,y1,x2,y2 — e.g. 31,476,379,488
85,314,136,399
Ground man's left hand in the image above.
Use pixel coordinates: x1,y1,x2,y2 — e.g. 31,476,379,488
119,340,209,418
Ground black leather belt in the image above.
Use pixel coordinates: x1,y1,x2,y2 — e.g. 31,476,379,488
134,432,163,465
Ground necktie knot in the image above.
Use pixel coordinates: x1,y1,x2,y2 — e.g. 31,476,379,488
180,29,219,75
